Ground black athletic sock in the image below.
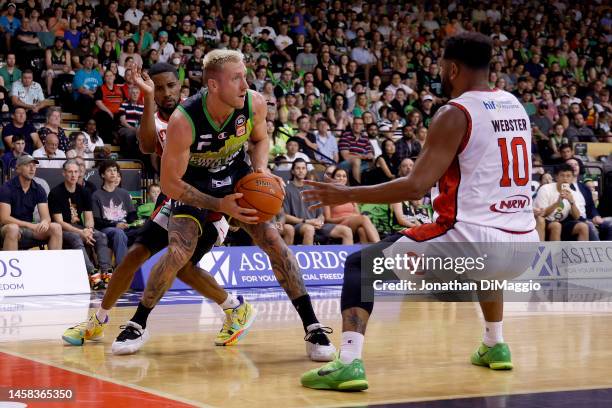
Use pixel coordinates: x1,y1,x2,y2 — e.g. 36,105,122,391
291,294,319,332
130,302,153,329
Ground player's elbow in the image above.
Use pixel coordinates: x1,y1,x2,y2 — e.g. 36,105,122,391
160,173,182,200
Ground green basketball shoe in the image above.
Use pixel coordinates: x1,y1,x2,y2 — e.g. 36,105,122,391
471,342,513,370
300,357,368,391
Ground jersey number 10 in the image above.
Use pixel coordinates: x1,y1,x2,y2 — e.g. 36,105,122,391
497,137,529,187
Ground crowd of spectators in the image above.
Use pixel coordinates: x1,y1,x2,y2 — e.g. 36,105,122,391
0,0,609,286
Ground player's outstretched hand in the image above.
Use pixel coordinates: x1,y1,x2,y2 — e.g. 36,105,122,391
134,66,154,96
219,193,259,224
301,180,350,211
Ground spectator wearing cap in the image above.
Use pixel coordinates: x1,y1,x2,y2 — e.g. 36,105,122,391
337,117,373,184
2,107,42,155
11,69,52,116
43,36,73,97
0,3,20,49
0,154,62,250
564,113,597,143
33,132,66,169
419,94,437,128
151,31,175,64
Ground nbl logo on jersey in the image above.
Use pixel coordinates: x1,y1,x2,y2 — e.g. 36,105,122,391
235,114,247,137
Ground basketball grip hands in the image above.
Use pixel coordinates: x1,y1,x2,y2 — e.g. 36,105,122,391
219,169,285,224
219,193,259,224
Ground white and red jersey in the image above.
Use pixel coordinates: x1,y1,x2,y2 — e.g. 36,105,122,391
154,110,169,156
405,89,535,241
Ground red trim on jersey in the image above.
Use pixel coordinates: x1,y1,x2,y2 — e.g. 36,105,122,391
155,111,169,123
448,101,472,154
149,197,171,220
402,156,461,241
474,87,500,92
402,102,472,242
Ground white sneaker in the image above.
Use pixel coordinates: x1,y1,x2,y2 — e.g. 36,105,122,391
305,323,336,362
111,321,150,355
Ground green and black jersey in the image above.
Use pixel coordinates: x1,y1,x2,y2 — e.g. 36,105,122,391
176,89,254,192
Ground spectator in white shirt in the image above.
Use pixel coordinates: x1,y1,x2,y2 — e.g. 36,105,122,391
151,31,175,63
385,72,414,98
351,38,376,65
123,0,143,26
533,163,588,241
33,132,66,169
254,16,276,39
11,70,53,115
275,22,293,51
275,137,314,171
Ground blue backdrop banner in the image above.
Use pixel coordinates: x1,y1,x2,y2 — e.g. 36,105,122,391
132,245,363,291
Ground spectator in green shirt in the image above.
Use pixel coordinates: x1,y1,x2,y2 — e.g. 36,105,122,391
132,20,153,53
0,54,22,91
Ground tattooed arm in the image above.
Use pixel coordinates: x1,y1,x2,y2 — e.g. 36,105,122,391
160,107,259,223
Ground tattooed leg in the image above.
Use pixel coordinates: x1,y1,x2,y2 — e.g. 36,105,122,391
141,216,199,308
341,307,370,335
239,221,307,300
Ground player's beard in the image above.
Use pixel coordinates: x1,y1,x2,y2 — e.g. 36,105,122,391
159,103,177,115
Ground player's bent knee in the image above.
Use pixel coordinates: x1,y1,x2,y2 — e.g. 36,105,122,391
341,249,374,314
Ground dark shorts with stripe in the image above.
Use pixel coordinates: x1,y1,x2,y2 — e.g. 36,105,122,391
133,193,221,264
173,161,251,234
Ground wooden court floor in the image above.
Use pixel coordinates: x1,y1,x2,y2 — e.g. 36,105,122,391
1,290,612,407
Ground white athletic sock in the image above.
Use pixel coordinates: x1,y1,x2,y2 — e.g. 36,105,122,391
96,308,110,323
219,294,240,310
483,321,503,347
339,331,364,364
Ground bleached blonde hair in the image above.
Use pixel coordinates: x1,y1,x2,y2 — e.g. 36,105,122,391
203,49,244,83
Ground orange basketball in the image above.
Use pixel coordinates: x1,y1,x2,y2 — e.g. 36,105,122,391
235,173,285,223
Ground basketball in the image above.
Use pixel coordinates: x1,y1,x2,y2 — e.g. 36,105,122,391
235,173,285,222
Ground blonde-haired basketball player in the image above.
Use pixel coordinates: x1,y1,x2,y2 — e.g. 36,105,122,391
112,49,337,361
